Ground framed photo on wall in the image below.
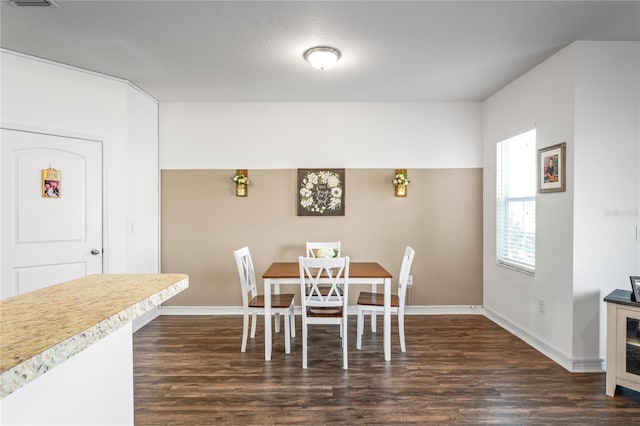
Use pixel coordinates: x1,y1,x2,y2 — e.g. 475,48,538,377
297,169,345,216
42,168,61,198
538,142,566,193
630,276,640,302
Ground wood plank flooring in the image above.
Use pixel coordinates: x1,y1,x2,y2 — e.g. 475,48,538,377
133,315,640,424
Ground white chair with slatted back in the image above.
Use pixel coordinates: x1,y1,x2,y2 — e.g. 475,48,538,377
234,246,295,354
306,241,341,259
356,246,415,352
299,255,350,369
305,241,342,300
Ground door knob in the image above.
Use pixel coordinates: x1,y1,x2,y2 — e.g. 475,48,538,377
90,249,101,255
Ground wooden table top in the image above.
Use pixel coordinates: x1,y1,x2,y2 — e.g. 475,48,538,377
263,261,392,279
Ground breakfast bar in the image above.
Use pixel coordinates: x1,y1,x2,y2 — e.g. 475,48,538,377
0,273,188,425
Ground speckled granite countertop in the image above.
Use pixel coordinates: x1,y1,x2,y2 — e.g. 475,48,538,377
0,273,188,398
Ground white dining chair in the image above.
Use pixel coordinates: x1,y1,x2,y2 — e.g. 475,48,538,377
299,255,350,369
304,241,343,297
234,246,295,354
306,241,341,258
356,246,415,352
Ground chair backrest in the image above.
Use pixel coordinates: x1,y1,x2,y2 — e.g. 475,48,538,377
306,241,341,259
299,256,349,310
233,246,257,308
397,246,416,309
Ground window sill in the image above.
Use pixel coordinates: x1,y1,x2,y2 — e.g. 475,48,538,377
496,260,535,276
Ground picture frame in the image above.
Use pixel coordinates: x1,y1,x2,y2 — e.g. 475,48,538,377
538,142,566,193
297,169,345,216
630,276,640,302
41,168,61,198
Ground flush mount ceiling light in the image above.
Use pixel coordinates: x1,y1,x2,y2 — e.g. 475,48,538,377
7,0,59,6
303,46,341,71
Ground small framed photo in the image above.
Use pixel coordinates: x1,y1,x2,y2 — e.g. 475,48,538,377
630,276,640,302
538,142,566,193
42,168,61,198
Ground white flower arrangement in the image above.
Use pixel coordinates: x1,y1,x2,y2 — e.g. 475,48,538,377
393,173,410,186
299,170,342,214
315,248,339,258
233,172,249,185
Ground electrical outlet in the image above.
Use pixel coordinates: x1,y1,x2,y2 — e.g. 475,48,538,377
538,298,545,314
407,275,413,286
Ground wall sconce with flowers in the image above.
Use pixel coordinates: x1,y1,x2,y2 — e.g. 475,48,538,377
233,169,249,197
393,169,410,197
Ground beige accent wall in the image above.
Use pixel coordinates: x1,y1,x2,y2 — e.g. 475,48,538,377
161,169,482,306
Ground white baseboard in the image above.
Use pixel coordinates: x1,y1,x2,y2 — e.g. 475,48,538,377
132,307,160,332
159,305,484,316
571,357,605,373
483,307,604,373
405,305,484,315
160,306,244,315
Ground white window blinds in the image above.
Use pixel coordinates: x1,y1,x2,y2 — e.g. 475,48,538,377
496,129,536,273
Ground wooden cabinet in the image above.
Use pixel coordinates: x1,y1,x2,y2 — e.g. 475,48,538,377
605,289,640,396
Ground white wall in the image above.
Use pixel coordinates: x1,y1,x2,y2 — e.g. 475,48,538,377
126,86,160,273
483,44,576,370
483,41,640,372
572,41,640,364
0,50,159,274
160,102,482,169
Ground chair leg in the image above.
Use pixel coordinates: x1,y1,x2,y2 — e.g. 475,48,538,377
342,319,348,369
356,306,364,350
250,312,257,338
275,312,281,333
284,312,291,354
289,307,296,338
399,312,406,352
302,322,308,369
371,311,377,333
241,312,249,352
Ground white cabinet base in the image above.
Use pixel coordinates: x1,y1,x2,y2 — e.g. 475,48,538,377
0,323,133,425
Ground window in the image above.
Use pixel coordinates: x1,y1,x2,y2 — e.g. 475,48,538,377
496,129,536,273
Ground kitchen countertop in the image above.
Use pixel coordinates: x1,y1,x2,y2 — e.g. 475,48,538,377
0,273,188,398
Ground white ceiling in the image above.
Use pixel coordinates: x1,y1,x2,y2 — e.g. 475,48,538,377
1,1,639,102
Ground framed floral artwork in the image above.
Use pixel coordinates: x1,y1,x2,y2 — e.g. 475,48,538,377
538,142,566,193
297,169,345,216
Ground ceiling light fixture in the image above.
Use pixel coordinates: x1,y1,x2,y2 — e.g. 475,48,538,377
303,46,341,71
8,0,59,6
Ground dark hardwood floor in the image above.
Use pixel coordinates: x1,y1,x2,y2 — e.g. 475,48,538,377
134,315,640,425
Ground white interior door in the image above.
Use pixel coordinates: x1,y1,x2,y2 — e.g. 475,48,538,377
1,129,103,298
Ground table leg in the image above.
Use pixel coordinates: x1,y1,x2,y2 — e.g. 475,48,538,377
264,278,272,361
384,277,391,361
370,283,377,333
274,283,281,333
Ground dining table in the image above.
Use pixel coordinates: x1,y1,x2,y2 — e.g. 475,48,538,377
262,261,393,362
